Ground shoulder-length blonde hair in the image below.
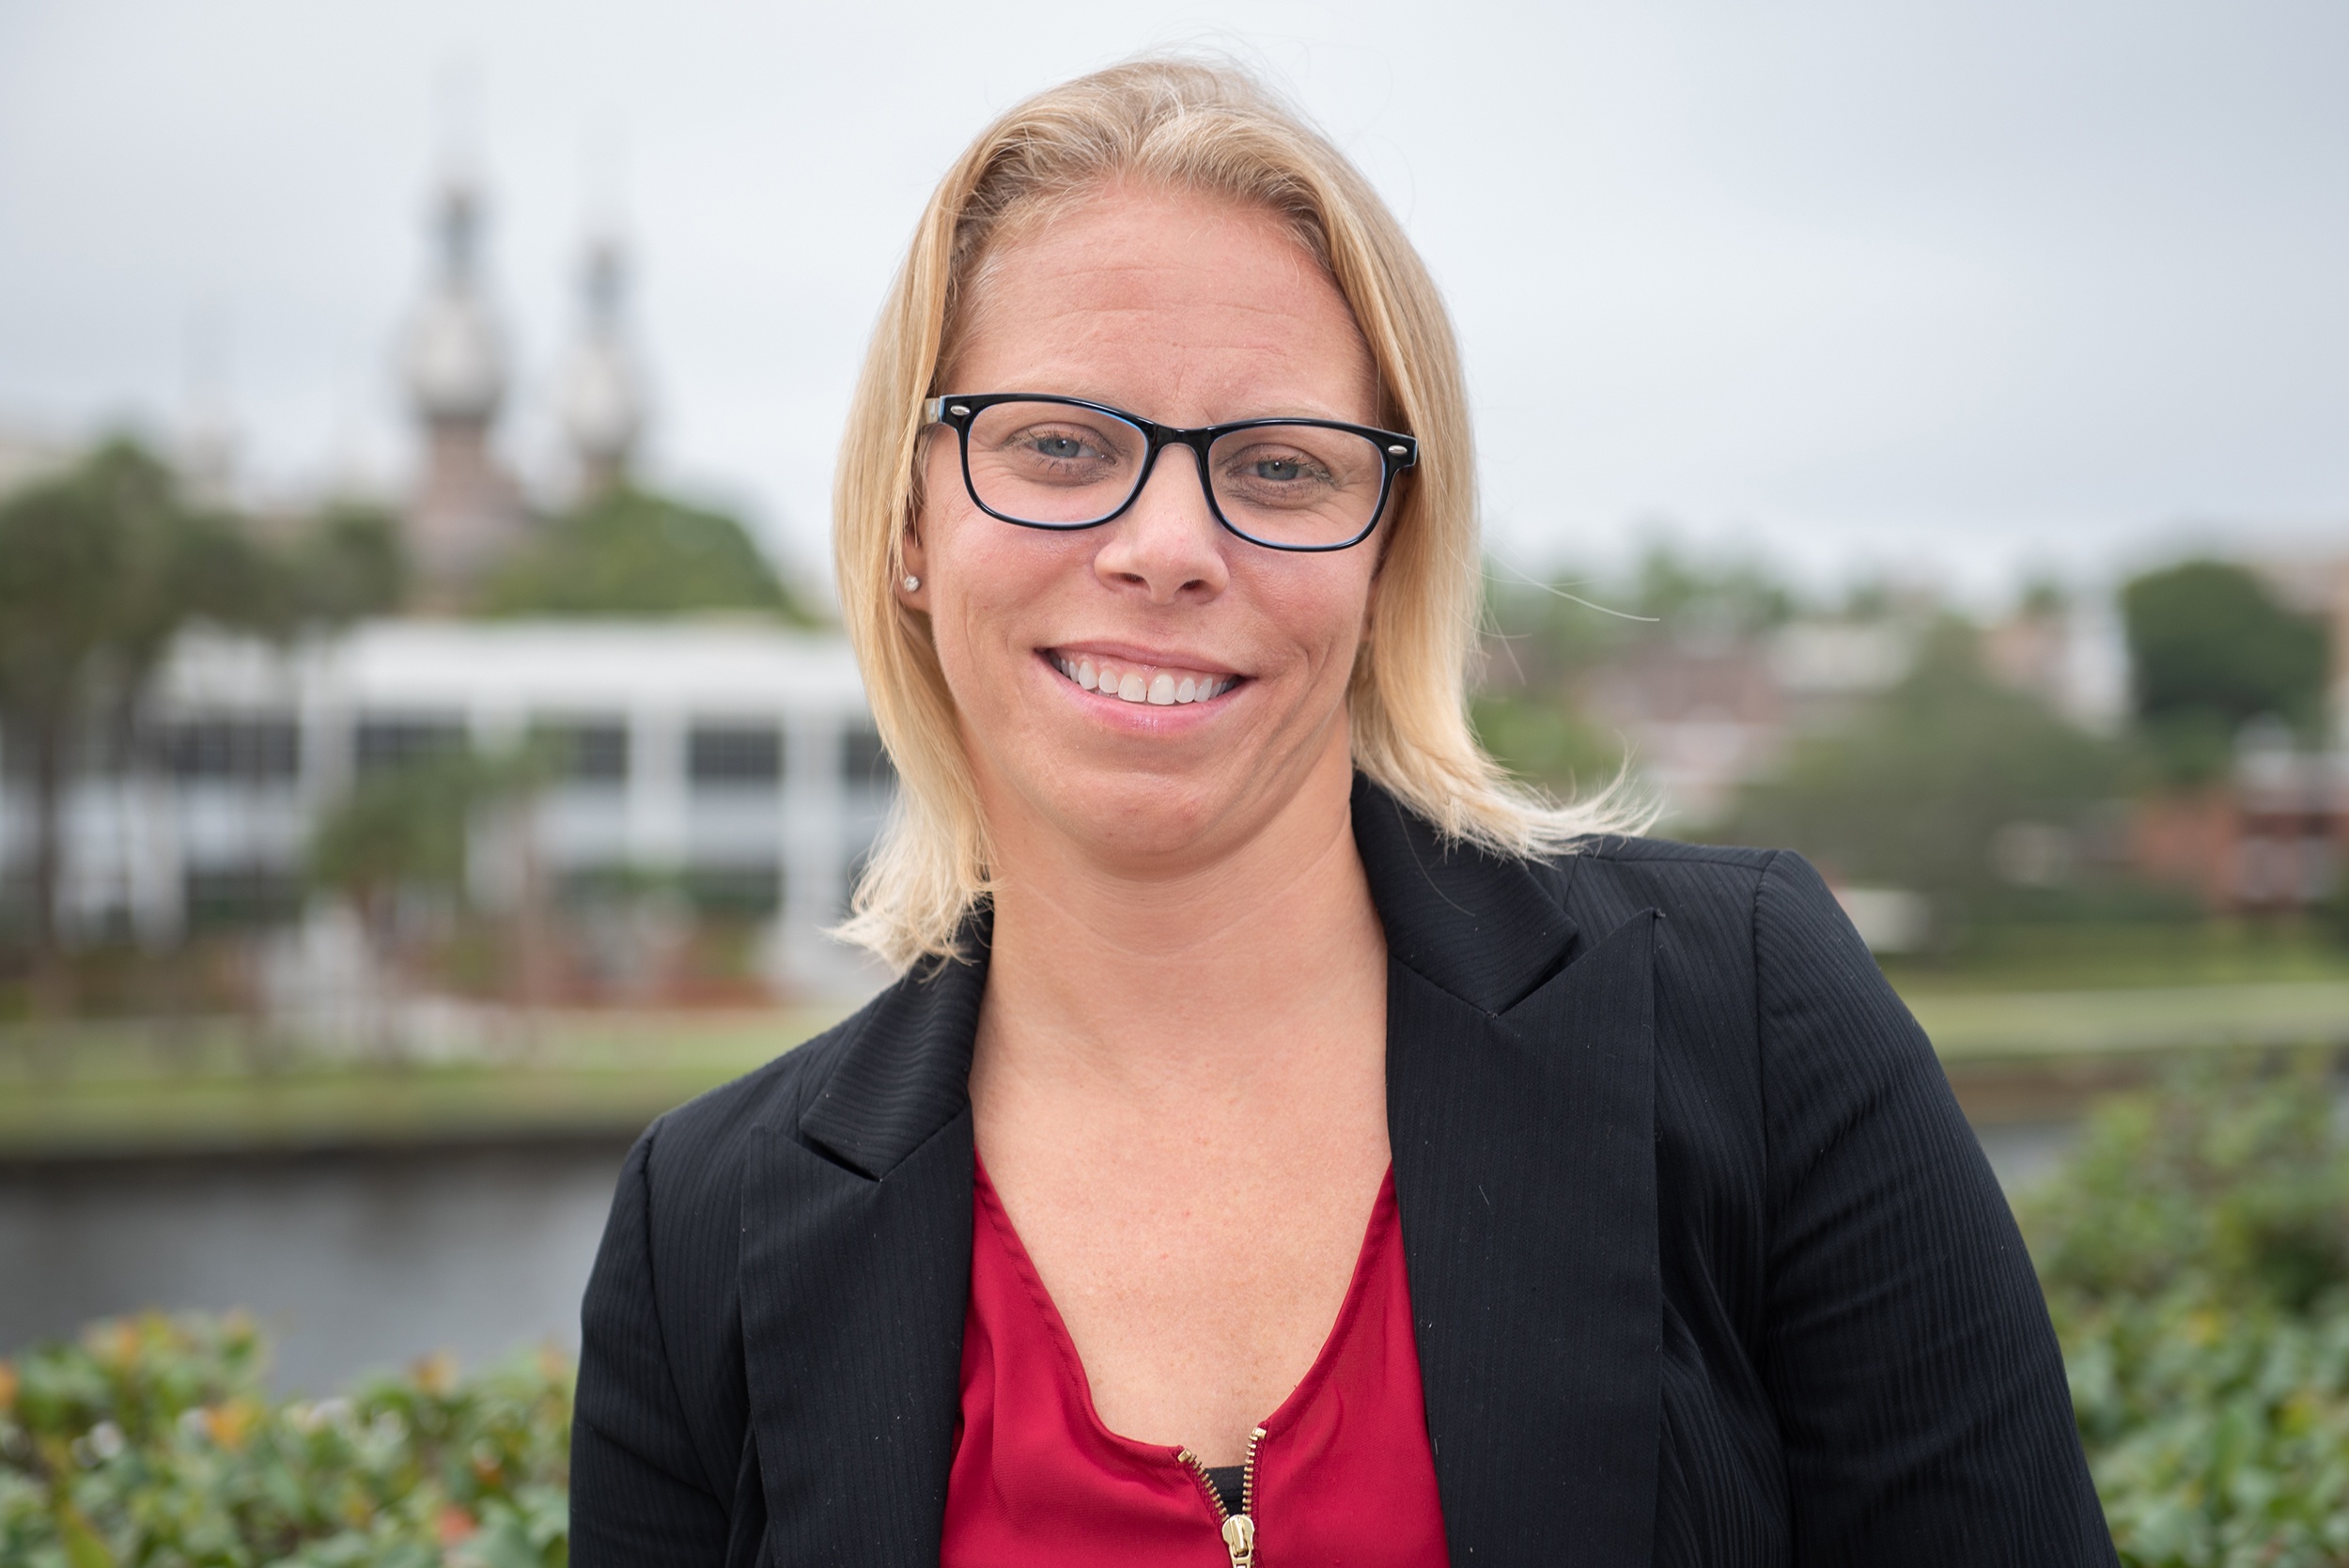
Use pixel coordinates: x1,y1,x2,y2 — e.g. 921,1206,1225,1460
832,56,1643,972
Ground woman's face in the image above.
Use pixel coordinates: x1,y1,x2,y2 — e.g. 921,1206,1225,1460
905,183,1383,869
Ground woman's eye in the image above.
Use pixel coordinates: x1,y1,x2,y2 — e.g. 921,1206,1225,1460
1012,427,1107,462
1230,448,1329,486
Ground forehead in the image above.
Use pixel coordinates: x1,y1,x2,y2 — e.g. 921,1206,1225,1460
949,183,1377,422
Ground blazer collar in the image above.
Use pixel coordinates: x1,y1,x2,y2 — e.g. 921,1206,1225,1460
1347,772,1582,1013
797,923,989,1180
792,772,1587,1177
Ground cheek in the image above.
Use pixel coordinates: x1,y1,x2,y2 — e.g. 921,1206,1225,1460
929,507,1061,613
918,493,1084,690
1241,559,1378,679
917,444,1006,596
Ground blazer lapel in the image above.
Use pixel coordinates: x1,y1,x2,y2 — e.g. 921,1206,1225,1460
739,939,988,1567
1357,779,1662,1565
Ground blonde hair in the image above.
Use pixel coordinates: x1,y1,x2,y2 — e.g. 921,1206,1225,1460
832,56,1644,972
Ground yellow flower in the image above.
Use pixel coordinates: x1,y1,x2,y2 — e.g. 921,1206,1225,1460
201,1399,261,1452
412,1351,459,1398
86,1319,141,1370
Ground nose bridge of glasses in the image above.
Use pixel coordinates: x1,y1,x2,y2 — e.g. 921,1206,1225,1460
1116,428,1226,541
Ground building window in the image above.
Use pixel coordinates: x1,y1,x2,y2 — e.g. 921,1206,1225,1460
689,723,781,787
184,867,302,929
160,716,300,783
684,862,783,915
533,720,629,784
355,716,469,775
844,722,895,791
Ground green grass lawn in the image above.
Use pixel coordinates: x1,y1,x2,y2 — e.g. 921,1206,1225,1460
10,923,2349,1157
1880,918,2349,994
0,1006,850,1157
1905,981,2349,1062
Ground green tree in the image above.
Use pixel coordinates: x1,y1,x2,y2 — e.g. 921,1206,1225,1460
0,441,281,1004
306,758,478,924
1625,544,1798,637
1480,546,1801,695
306,740,559,1041
285,500,408,624
1719,620,2125,929
2120,559,2327,783
477,484,815,622
1476,548,1801,796
306,744,555,929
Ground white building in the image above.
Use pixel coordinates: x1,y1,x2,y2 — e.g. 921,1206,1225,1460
0,619,890,996
0,158,900,997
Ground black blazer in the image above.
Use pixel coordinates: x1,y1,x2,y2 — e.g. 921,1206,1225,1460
572,777,2117,1566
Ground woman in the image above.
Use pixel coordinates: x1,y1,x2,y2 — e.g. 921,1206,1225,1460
573,59,2115,1567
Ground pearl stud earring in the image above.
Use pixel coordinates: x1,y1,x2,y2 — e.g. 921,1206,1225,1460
902,574,922,592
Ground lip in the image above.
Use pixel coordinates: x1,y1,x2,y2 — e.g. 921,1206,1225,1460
1034,648,1246,719
1040,641,1245,679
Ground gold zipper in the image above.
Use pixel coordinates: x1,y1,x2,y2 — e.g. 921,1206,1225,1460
1176,1425,1267,1567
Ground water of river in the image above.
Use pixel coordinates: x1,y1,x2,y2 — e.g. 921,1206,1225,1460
0,1122,2079,1393
1,1141,632,1393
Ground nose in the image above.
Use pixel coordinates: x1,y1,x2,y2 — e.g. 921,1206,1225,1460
1090,442,1230,605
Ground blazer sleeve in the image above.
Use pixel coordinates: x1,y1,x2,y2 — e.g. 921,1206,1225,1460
1749,851,2116,1565
571,1125,735,1568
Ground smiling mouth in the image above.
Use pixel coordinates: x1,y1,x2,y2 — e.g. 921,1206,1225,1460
1047,651,1239,706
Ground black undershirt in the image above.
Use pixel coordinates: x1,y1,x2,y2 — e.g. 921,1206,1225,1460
1205,1465,1247,1516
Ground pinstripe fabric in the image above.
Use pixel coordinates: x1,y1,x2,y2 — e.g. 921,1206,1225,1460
571,777,2116,1565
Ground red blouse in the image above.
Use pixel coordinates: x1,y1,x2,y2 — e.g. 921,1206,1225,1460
942,1157,1452,1567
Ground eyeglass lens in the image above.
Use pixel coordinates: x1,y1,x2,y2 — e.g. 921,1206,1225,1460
962,400,1387,548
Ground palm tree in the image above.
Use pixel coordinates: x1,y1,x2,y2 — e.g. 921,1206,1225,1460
0,441,315,1014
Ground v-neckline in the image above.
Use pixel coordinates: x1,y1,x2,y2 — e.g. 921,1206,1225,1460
968,1150,1400,1465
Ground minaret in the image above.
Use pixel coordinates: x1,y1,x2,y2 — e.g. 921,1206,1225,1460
400,173,527,588
555,234,646,499
178,310,238,509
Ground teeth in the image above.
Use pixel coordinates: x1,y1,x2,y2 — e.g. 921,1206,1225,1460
1050,653,1231,706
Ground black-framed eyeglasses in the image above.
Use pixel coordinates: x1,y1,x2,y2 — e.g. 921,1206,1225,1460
922,393,1418,553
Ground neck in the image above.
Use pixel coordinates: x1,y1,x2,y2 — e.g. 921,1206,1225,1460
973,738,1384,1099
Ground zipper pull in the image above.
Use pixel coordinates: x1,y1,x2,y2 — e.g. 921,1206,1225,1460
1221,1513,1255,1567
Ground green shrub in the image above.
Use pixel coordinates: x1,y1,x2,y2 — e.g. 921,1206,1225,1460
0,1312,569,1567
2024,1052,2349,1565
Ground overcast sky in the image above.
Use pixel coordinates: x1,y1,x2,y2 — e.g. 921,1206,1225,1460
2,0,2343,606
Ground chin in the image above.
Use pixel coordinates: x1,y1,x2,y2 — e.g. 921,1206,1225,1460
1024,751,1259,863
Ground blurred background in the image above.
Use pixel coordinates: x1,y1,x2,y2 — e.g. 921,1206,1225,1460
4,1,2348,1559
